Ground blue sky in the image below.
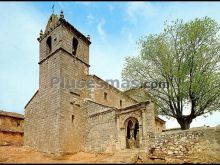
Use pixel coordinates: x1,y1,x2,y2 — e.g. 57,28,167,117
0,1,220,128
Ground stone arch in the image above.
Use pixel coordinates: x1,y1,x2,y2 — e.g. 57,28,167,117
124,117,140,149
120,112,141,129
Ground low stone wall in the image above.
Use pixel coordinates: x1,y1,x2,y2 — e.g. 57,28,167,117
147,126,220,160
0,131,23,146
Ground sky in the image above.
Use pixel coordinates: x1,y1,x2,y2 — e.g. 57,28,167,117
0,1,220,129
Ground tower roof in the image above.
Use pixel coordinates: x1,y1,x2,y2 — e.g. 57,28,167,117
44,14,59,34
38,11,91,45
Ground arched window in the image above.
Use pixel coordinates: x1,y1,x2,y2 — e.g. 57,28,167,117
104,92,107,100
72,115,75,123
72,37,78,55
120,100,122,108
46,36,52,54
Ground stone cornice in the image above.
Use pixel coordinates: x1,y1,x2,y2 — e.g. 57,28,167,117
38,47,90,67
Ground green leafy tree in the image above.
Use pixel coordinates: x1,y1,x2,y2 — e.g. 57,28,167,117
122,17,220,130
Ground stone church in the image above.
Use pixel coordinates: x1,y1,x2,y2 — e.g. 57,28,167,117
24,11,166,154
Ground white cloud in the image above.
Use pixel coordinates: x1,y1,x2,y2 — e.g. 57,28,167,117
126,2,158,23
87,14,95,23
97,18,107,42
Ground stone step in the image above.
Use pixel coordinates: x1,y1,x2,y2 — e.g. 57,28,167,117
98,149,141,163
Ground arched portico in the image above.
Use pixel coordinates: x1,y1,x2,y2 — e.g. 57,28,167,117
115,101,155,150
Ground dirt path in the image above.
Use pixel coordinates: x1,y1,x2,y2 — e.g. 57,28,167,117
0,146,114,163
0,146,219,163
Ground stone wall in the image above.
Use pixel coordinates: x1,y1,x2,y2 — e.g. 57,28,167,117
88,75,137,109
0,131,23,146
123,88,151,102
58,50,89,154
60,23,90,65
155,119,165,133
25,24,63,153
24,89,61,153
56,20,90,154
0,114,24,132
84,100,117,153
147,126,220,160
0,111,24,146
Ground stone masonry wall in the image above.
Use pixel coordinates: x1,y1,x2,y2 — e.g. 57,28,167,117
56,22,90,153
84,100,117,153
155,119,165,133
147,126,220,160
58,50,89,153
0,131,23,146
24,88,61,154
0,115,24,132
88,75,137,109
0,114,24,146
60,24,90,65
25,25,63,153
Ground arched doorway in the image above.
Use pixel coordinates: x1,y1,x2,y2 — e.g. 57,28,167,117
125,117,139,149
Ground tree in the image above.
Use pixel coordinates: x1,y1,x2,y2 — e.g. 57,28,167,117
122,17,220,130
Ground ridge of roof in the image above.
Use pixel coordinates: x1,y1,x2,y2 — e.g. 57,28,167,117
0,110,24,119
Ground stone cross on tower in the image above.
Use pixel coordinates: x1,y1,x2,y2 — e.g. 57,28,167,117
52,4,55,14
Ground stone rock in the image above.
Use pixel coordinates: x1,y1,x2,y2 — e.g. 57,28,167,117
169,146,174,150
180,137,187,142
167,151,173,155
174,150,178,154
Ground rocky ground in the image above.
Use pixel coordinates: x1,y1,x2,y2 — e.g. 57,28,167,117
0,146,219,163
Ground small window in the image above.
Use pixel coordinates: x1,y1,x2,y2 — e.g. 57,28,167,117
72,37,78,55
104,92,107,100
120,100,122,108
46,36,52,53
72,115,75,123
16,122,20,127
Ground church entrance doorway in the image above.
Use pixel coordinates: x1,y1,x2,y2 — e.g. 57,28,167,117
125,117,139,149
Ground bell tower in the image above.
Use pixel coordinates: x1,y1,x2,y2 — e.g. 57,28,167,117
24,11,91,154
38,11,91,91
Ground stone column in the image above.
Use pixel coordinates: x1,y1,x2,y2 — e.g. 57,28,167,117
116,116,121,150
138,125,143,147
141,102,156,148
118,128,125,150
145,102,156,133
142,110,147,139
